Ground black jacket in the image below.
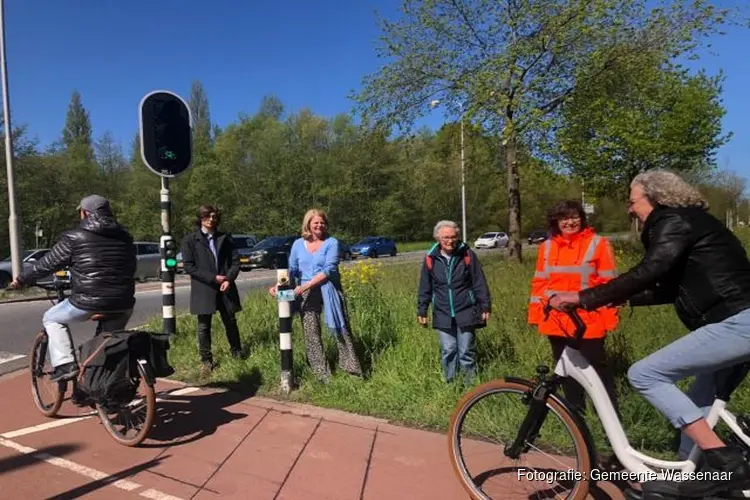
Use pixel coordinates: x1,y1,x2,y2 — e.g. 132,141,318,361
180,229,242,316
417,242,492,331
19,212,136,312
579,206,750,331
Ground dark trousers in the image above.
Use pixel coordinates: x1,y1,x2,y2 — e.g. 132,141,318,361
548,336,621,418
197,297,241,363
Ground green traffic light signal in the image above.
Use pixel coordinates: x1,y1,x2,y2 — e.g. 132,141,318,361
165,258,177,268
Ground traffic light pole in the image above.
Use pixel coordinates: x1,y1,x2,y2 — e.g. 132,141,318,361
160,176,176,336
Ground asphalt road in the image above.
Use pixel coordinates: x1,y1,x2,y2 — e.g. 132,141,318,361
0,249,446,376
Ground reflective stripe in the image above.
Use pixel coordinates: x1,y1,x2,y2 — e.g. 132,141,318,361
530,297,541,303
599,270,616,278
534,271,548,279
540,235,604,288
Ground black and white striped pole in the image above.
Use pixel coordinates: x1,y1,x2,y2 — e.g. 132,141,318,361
276,269,294,394
139,89,192,336
160,179,177,335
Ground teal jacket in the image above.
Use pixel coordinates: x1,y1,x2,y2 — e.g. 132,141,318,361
417,242,491,330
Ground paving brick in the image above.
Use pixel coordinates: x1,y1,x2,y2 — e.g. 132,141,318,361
276,420,374,500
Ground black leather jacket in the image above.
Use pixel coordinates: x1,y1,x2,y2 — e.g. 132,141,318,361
579,206,750,331
19,212,137,312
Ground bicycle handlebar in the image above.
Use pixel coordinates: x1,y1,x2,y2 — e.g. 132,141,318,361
543,299,587,341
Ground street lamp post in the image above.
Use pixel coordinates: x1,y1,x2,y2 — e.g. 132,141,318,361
430,99,467,243
0,0,21,279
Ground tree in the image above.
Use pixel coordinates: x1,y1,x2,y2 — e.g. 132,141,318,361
188,80,213,161
95,131,127,174
558,48,730,197
62,90,93,161
353,0,734,261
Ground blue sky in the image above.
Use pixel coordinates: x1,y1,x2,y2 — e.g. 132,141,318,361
5,0,750,179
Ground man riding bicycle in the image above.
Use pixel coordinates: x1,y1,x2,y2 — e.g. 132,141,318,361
550,170,750,499
9,195,137,383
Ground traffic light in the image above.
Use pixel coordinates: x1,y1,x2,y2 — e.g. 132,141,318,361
139,90,193,177
161,236,178,271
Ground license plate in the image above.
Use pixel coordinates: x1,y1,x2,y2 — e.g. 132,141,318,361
276,289,296,302
55,270,68,277
240,257,249,263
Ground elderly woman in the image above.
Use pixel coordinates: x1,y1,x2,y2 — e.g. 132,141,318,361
551,170,750,499
269,209,362,382
528,200,621,417
417,220,491,384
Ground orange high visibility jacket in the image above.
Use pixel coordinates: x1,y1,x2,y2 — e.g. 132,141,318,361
527,227,619,339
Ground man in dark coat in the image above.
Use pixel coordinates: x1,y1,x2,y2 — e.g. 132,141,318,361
9,194,136,382
180,205,243,375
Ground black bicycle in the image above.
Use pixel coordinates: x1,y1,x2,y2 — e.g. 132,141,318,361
27,277,157,447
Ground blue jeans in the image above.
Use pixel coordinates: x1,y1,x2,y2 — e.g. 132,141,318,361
626,307,750,458
43,299,133,368
437,322,476,382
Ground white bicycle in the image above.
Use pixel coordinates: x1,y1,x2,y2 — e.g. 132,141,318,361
447,304,750,500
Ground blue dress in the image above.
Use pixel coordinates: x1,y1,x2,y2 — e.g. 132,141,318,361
288,237,350,336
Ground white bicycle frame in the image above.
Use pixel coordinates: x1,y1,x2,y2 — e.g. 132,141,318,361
555,344,750,492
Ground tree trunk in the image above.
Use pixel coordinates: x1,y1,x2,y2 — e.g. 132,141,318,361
505,132,522,263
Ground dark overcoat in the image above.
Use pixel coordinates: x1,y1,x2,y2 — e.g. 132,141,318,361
180,229,242,315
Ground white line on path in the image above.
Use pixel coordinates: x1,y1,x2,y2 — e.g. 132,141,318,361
0,351,25,365
0,386,201,439
0,414,96,438
0,436,186,499
0,386,202,499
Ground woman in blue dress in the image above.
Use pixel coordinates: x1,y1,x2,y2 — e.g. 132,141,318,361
269,209,363,382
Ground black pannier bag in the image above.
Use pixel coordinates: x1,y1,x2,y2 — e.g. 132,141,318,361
75,330,174,405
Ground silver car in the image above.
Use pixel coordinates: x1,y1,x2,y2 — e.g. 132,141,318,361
0,248,64,288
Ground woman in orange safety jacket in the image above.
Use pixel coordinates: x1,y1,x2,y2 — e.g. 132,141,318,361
527,200,621,417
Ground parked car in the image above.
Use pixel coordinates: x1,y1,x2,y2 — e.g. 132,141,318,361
338,240,352,261
349,236,397,258
0,248,65,288
231,233,258,250
133,241,161,281
528,230,549,245
239,236,295,270
474,231,509,249
176,233,258,273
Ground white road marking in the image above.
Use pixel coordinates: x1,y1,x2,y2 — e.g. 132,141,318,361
139,489,185,500
0,351,25,365
0,436,187,498
0,414,96,438
0,386,201,439
0,437,142,491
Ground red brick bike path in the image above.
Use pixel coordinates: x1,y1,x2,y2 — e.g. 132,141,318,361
0,369,626,499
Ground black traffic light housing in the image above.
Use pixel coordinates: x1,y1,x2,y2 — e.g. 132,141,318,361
161,235,178,271
140,90,193,177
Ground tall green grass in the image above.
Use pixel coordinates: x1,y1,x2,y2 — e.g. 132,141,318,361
148,228,750,458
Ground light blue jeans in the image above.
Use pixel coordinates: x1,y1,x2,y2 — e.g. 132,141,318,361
437,322,476,383
626,307,750,458
43,299,133,368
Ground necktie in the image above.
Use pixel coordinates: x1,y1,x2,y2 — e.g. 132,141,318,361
208,235,218,268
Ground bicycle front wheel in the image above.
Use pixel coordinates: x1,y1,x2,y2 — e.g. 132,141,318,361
448,378,592,500
29,331,65,417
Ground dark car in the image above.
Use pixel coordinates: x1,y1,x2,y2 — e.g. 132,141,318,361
349,236,397,259
528,230,549,245
337,240,352,261
239,236,295,270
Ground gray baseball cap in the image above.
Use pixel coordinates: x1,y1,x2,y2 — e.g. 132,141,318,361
77,194,111,213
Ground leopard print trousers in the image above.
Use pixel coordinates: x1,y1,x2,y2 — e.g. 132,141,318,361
298,287,363,381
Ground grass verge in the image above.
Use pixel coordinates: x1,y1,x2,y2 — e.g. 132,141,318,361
146,229,750,459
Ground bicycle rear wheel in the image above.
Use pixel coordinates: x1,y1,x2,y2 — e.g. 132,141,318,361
29,331,65,417
448,378,592,500
96,363,156,447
